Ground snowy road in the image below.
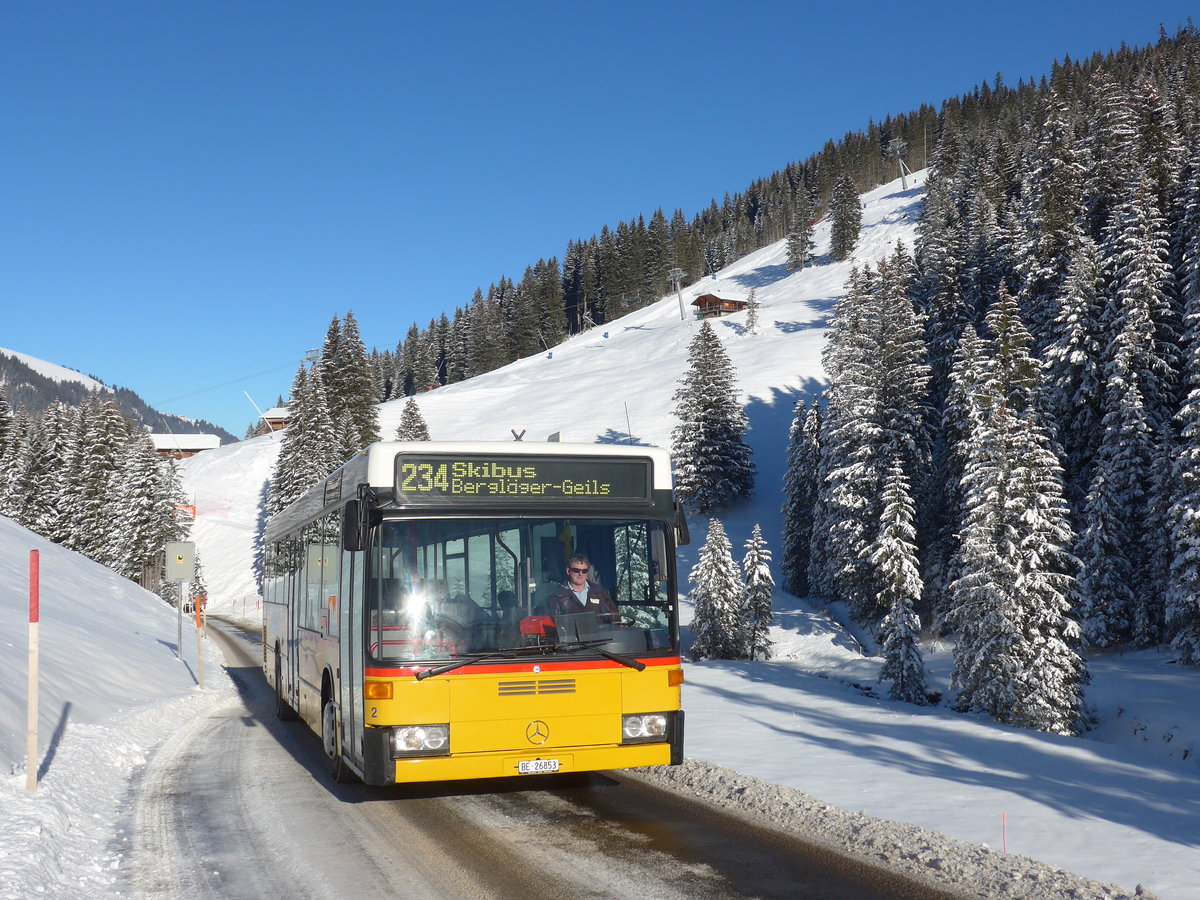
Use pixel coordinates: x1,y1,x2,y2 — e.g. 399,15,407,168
116,622,949,899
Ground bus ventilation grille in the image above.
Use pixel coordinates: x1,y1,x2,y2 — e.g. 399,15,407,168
497,678,577,696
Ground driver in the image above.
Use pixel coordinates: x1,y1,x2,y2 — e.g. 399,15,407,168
545,554,617,618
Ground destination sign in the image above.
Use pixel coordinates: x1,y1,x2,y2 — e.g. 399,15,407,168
393,454,652,506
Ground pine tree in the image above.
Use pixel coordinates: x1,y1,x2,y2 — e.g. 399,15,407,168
1,411,56,531
829,175,863,261
819,257,931,621
69,396,131,565
269,362,341,515
0,385,13,477
322,310,381,451
744,288,760,335
670,320,755,513
946,297,1088,735
1075,173,1177,647
786,187,815,270
1167,151,1200,663
1040,227,1106,506
189,551,210,612
742,524,774,660
688,519,746,660
1101,171,1180,436
29,401,79,545
780,398,820,596
1015,94,1085,344
0,405,31,516
872,464,928,705
395,397,431,441
106,434,188,584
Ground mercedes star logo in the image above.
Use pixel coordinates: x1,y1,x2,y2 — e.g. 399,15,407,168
526,720,550,745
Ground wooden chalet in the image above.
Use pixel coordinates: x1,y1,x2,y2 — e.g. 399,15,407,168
262,405,291,431
691,292,749,319
150,433,222,460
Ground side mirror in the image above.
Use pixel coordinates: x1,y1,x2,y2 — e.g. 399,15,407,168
651,529,669,577
342,500,367,552
674,503,690,547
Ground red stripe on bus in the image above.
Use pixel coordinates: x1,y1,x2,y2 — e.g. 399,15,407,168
364,656,681,678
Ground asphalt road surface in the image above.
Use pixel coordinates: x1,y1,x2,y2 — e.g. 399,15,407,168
118,621,956,899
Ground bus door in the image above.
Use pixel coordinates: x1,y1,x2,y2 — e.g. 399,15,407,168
339,545,365,766
284,535,302,710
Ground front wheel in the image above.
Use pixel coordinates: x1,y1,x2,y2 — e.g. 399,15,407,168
323,698,355,783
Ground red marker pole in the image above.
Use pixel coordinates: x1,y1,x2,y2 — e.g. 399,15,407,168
27,550,40,793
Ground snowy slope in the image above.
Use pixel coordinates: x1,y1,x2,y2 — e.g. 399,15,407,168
0,347,107,393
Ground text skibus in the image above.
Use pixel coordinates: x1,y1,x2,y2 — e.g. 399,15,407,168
262,441,688,784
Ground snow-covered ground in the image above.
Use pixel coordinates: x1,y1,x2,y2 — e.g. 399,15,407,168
3,173,1198,898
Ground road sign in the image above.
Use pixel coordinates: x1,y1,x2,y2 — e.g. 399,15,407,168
165,541,196,581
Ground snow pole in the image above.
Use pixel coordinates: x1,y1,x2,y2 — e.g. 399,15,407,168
1002,811,1007,854
27,550,39,793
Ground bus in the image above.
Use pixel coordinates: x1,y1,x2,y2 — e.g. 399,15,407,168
262,441,688,785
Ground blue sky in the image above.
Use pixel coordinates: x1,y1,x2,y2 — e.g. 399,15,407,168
3,1,1195,436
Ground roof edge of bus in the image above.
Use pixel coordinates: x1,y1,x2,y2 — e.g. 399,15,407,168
370,440,668,453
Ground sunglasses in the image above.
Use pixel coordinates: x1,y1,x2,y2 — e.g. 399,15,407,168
568,566,589,574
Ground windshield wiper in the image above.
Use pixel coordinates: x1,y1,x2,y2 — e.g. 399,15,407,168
415,647,529,680
552,639,647,672
415,639,648,680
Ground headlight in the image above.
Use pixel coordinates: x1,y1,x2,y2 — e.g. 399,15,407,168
391,724,450,757
622,713,669,742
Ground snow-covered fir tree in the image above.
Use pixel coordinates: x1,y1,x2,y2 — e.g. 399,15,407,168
269,362,341,516
829,175,863,261
1166,149,1200,664
334,405,360,465
688,519,746,660
1039,226,1106,507
1014,93,1086,346
0,405,31,515
670,320,755,513
0,408,58,532
395,397,431,441
68,395,131,566
321,310,381,452
744,288,760,335
786,187,815,271
189,551,210,612
946,294,1088,735
742,524,774,661
871,463,928,705
780,397,820,597
26,401,79,545
817,253,931,622
105,433,189,585
0,385,13,478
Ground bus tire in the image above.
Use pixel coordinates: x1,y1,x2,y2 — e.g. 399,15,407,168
274,652,297,721
323,698,354,783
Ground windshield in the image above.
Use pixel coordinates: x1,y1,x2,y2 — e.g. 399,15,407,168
366,517,676,663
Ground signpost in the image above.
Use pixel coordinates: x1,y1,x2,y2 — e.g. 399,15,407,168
165,541,196,667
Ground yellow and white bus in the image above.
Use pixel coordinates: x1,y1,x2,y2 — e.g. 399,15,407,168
262,441,687,785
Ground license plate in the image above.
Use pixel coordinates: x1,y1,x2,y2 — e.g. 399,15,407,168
518,758,560,775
